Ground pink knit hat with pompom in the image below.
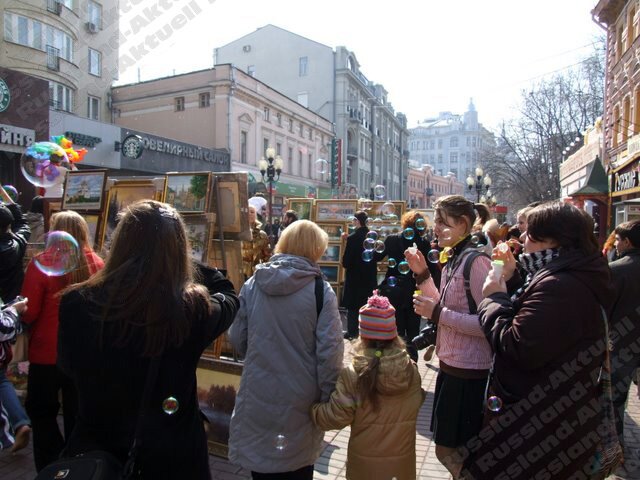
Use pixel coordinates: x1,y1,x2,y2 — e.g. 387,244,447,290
358,290,397,340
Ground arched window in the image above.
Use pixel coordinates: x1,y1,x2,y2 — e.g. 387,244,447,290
629,7,636,49
634,87,640,134
623,96,631,142
613,104,621,148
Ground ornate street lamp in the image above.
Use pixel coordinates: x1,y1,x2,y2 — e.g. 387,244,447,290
480,189,498,207
466,166,492,203
259,146,283,247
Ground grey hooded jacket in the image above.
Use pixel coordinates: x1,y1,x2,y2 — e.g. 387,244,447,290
228,254,344,473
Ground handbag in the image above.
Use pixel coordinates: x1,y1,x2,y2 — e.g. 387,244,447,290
34,356,162,480
591,306,624,476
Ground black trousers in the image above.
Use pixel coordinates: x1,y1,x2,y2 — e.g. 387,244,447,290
252,465,314,480
396,305,420,360
25,364,78,472
346,309,359,337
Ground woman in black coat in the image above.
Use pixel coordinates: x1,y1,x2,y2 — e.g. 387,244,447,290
341,211,378,339
57,201,239,480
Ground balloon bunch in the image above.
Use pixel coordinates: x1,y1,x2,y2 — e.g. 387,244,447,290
50,135,87,163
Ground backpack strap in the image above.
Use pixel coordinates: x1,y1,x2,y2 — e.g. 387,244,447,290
461,250,490,314
315,276,324,317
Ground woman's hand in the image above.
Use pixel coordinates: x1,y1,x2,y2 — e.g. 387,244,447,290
491,242,517,281
404,248,428,276
413,294,437,319
482,274,507,297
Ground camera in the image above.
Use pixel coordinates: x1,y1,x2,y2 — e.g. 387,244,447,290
412,322,437,350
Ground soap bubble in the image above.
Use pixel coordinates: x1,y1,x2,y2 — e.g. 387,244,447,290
439,247,454,264
402,228,415,241
398,261,410,275
385,213,399,225
470,235,480,246
371,217,383,230
363,238,375,251
415,218,426,231
486,395,503,412
373,185,386,200
162,396,180,415
2,185,18,202
274,434,289,451
388,276,397,287
362,250,374,262
359,198,373,211
34,231,79,276
439,228,453,243
427,249,440,263
380,202,396,216
388,258,397,268
314,158,329,175
20,142,71,188
497,243,510,254
366,230,378,241
374,240,385,254
378,227,389,240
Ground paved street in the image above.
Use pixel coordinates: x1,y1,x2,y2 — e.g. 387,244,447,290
2,340,640,479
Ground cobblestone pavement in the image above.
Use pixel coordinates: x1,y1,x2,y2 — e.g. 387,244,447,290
2,340,640,479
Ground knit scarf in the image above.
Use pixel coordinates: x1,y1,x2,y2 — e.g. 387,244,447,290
518,248,561,278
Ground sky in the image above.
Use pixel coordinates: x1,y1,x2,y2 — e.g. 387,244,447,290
116,0,604,132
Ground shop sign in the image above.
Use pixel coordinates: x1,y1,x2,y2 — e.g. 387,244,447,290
274,182,308,197
0,123,34,151
140,136,226,166
64,131,102,148
0,79,9,112
613,159,640,194
121,134,144,159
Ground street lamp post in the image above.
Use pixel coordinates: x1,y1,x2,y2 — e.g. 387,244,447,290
259,146,283,248
466,166,492,203
480,189,498,207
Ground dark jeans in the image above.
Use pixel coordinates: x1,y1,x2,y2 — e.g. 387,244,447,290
252,465,314,480
396,305,420,360
25,364,78,472
346,309,359,337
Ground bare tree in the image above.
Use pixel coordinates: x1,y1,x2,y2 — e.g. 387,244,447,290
482,37,605,212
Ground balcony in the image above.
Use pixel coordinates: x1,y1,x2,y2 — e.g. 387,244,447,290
47,0,62,15
46,45,60,71
346,147,358,160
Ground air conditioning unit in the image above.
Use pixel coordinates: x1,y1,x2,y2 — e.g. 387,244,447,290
86,22,98,33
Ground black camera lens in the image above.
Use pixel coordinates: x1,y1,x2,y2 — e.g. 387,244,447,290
412,323,437,350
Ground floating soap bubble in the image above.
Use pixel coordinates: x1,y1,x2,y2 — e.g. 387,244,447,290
2,185,18,202
378,226,389,240
486,395,503,412
359,198,373,211
388,258,397,268
398,261,410,275
362,250,374,262
470,235,480,246
374,240,385,254
402,228,415,241
363,238,375,251
381,202,396,216
314,158,329,175
385,213,399,225
274,434,289,451
162,396,180,415
373,184,386,200
388,276,397,287
20,142,71,188
427,249,440,263
34,231,79,276
497,243,510,254
439,228,453,243
415,218,426,231
371,217,383,230
366,230,378,241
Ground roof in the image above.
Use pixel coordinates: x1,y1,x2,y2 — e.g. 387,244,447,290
571,158,609,196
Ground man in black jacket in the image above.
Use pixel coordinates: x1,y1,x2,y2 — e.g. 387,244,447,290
0,185,31,303
610,219,640,447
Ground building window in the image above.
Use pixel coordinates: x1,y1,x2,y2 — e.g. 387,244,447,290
88,48,101,76
628,7,636,49
299,56,308,76
4,13,73,62
308,154,313,178
199,92,210,108
247,65,255,77
263,138,269,156
276,112,282,127
450,152,458,163
288,146,293,172
299,122,304,138
264,107,270,122
308,128,313,140
289,118,294,133
437,139,442,149
450,136,458,148
88,1,102,28
240,131,247,164
87,96,99,120
299,150,303,176
175,97,185,112
276,143,282,156
49,81,73,111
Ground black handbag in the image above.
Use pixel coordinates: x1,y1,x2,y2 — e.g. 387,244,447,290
34,356,161,480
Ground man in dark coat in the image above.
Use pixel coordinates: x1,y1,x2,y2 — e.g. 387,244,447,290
0,186,30,303
341,211,377,339
610,219,640,447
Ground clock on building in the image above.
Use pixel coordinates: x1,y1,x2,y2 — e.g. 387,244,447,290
121,134,144,159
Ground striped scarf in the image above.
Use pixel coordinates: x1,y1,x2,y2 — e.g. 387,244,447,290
511,248,561,301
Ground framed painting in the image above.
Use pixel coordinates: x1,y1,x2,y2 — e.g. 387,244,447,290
62,169,107,211
287,198,313,221
100,181,157,251
208,172,250,242
165,172,210,214
43,198,62,232
183,214,209,263
319,264,340,283
314,200,357,222
318,223,345,242
196,357,243,459
78,213,101,248
320,243,342,263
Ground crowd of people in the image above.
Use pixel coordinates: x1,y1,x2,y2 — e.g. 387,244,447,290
0,183,639,480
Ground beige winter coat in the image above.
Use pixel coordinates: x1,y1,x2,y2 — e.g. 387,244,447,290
311,347,425,480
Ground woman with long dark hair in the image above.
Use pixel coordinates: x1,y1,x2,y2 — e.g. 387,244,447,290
57,200,239,479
